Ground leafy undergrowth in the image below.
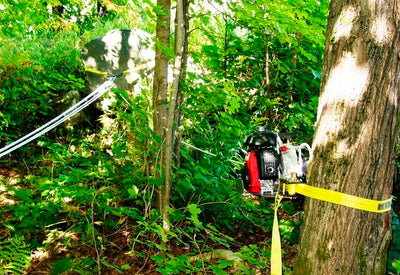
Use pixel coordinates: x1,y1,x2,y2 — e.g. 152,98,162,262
0,150,302,275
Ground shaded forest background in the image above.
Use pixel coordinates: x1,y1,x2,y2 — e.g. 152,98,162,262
2,0,390,274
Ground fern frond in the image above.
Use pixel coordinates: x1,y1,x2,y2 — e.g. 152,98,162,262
0,235,31,275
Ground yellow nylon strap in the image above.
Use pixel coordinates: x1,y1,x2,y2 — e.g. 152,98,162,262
122,69,133,75
271,193,283,275
85,67,142,77
85,67,109,76
286,183,392,213
270,183,391,273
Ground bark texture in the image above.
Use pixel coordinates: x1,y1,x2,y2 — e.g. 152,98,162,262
161,0,186,233
293,1,400,274
173,0,190,169
153,0,170,214
153,0,171,140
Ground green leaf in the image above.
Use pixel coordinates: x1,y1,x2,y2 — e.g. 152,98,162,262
128,185,139,199
218,259,235,269
188,204,203,228
151,254,165,263
226,95,241,114
210,266,228,275
393,260,400,271
53,258,72,275
121,264,130,270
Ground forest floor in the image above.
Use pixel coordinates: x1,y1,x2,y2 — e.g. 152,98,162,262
3,162,400,274
0,164,305,274
25,221,299,274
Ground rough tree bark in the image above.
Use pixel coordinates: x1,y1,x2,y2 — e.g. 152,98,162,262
293,1,400,274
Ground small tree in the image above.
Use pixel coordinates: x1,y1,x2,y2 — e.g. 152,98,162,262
161,0,187,233
152,0,189,234
152,0,171,232
293,0,399,274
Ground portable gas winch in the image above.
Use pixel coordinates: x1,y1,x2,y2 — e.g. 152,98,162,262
240,127,312,198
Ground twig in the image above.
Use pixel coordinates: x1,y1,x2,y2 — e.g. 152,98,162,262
89,190,102,275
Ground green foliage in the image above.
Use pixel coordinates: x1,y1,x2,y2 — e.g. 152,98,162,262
0,64,85,141
238,244,269,269
0,0,329,273
188,0,327,141
388,211,400,274
393,260,400,273
152,253,198,275
0,235,31,274
0,25,86,148
52,257,73,274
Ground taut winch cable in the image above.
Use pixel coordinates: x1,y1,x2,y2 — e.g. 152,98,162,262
0,72,122,159
0,64,148,158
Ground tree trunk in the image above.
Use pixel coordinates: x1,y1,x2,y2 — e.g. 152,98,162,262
153,0,170,140
160,0,186,234
153,0,170,211
293,1,400,274
288,33,299,103
263,31,270,90
173,0,190,169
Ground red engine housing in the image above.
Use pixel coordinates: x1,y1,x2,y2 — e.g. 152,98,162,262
246,150,261,193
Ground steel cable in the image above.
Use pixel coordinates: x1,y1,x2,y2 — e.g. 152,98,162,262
0,79,115,158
